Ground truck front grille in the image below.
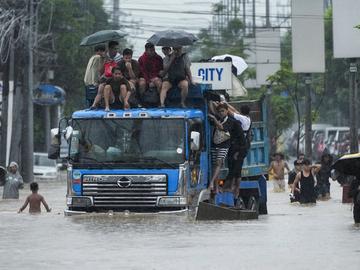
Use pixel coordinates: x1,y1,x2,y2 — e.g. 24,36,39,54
82,175,167,208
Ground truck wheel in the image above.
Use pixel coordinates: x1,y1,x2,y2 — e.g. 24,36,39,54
247,196,259,214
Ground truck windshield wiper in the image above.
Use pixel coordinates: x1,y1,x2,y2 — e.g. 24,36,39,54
139,156,177,169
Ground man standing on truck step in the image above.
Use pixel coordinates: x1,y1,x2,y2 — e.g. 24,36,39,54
223,103,252,201
159,46,193,108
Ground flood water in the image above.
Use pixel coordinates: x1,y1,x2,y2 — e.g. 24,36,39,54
1,174,359,270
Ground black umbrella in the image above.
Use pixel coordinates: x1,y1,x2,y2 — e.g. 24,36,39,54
147,30,198,47
80,30,127,46
332,153,360,176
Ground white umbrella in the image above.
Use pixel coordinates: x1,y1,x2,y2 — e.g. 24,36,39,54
211,54,248,76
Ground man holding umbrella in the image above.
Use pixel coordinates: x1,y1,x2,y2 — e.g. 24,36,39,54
147,29,197,108
160,46,193,108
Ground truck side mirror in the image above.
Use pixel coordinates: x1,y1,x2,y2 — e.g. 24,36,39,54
48,128,60,159
190,131,200,151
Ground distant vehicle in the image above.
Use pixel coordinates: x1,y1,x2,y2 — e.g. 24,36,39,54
324,127,350,156
34,152,59,180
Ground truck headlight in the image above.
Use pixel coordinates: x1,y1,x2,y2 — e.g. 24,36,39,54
157,196,187,207
67,196,93,207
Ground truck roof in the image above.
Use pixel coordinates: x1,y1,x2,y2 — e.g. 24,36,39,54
72,107,205,119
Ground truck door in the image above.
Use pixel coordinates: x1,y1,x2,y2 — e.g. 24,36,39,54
188,118,206,189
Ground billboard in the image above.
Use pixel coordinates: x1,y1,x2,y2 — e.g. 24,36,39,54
255,29,281,85
191,62,232,90
292,0,325,73
333,0,360,58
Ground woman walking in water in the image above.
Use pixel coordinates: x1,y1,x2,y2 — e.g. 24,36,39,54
291,158,320,204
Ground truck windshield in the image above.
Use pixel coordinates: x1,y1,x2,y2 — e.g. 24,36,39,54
69,118,185,166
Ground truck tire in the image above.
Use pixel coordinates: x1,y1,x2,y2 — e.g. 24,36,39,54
247,196,259,214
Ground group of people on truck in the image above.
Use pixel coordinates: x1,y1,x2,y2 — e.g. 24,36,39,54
208,101,252,205
83,41,193,111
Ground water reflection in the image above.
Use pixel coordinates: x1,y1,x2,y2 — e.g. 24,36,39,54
1,180,359,270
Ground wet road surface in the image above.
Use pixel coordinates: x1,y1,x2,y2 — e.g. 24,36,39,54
0,174,359,270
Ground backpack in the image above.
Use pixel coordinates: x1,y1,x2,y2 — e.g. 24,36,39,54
104,60,117,78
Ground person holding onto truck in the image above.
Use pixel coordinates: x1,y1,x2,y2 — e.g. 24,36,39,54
208,103,233,194
18,182,51,214
291,158,321,204
103,67,131,111
2,162,24,199
159,46,193,108
83,44,106,107
138,42,163,97
268,152,290,192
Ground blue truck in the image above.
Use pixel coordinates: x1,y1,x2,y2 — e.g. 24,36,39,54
49,84,269,216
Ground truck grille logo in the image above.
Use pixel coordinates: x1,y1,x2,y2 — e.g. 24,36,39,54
117,177,131,188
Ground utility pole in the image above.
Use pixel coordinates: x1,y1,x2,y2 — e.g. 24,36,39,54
349,59,359,153
5,34,15,167
252,0,256,36
304,74,312,161
22,0,34,183
265,0,270,27
113,0,120,28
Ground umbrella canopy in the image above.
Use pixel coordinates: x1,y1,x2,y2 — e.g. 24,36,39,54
80,30,127,46
332,153,360,176
147,30,198,47
211,54,248,76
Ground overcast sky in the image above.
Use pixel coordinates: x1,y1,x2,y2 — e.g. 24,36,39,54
103,0,291,58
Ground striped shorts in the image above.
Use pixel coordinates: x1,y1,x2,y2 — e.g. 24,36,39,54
211,147,229,165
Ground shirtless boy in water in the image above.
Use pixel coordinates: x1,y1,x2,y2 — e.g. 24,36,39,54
18,182,51,213
268,153,290,192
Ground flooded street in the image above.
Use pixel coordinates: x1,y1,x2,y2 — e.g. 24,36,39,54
1,174,359,270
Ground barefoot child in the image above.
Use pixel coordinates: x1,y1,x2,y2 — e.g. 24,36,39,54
18,182,51,213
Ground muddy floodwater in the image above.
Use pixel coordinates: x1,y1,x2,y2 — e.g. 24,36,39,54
0,175,359,270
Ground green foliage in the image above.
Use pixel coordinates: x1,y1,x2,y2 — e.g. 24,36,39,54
33,0,115,150
271,95,294,138
38,0,113,114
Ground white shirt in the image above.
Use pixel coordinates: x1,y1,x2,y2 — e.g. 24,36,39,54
233,113,251,131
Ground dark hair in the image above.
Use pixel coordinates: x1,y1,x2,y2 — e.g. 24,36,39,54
145,42,154,49
111,66,122,74
108,41,119,49
240,105,250,115
30,182,39,192
302,158,311,166
94,44,106,52
294,160,302,166
224,56,233,62
122,48,133,56
162,46,171,50
216,103,228,111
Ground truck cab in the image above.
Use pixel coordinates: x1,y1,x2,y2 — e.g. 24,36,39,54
49,84,269,215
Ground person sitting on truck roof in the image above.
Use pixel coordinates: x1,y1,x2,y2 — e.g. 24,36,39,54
159,46,193,108
89,41,122,110
83,44,106,107
104,66,131,111
138,43,163,97
117,48,141,107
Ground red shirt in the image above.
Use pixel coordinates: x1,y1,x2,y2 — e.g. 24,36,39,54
138,52,163,83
